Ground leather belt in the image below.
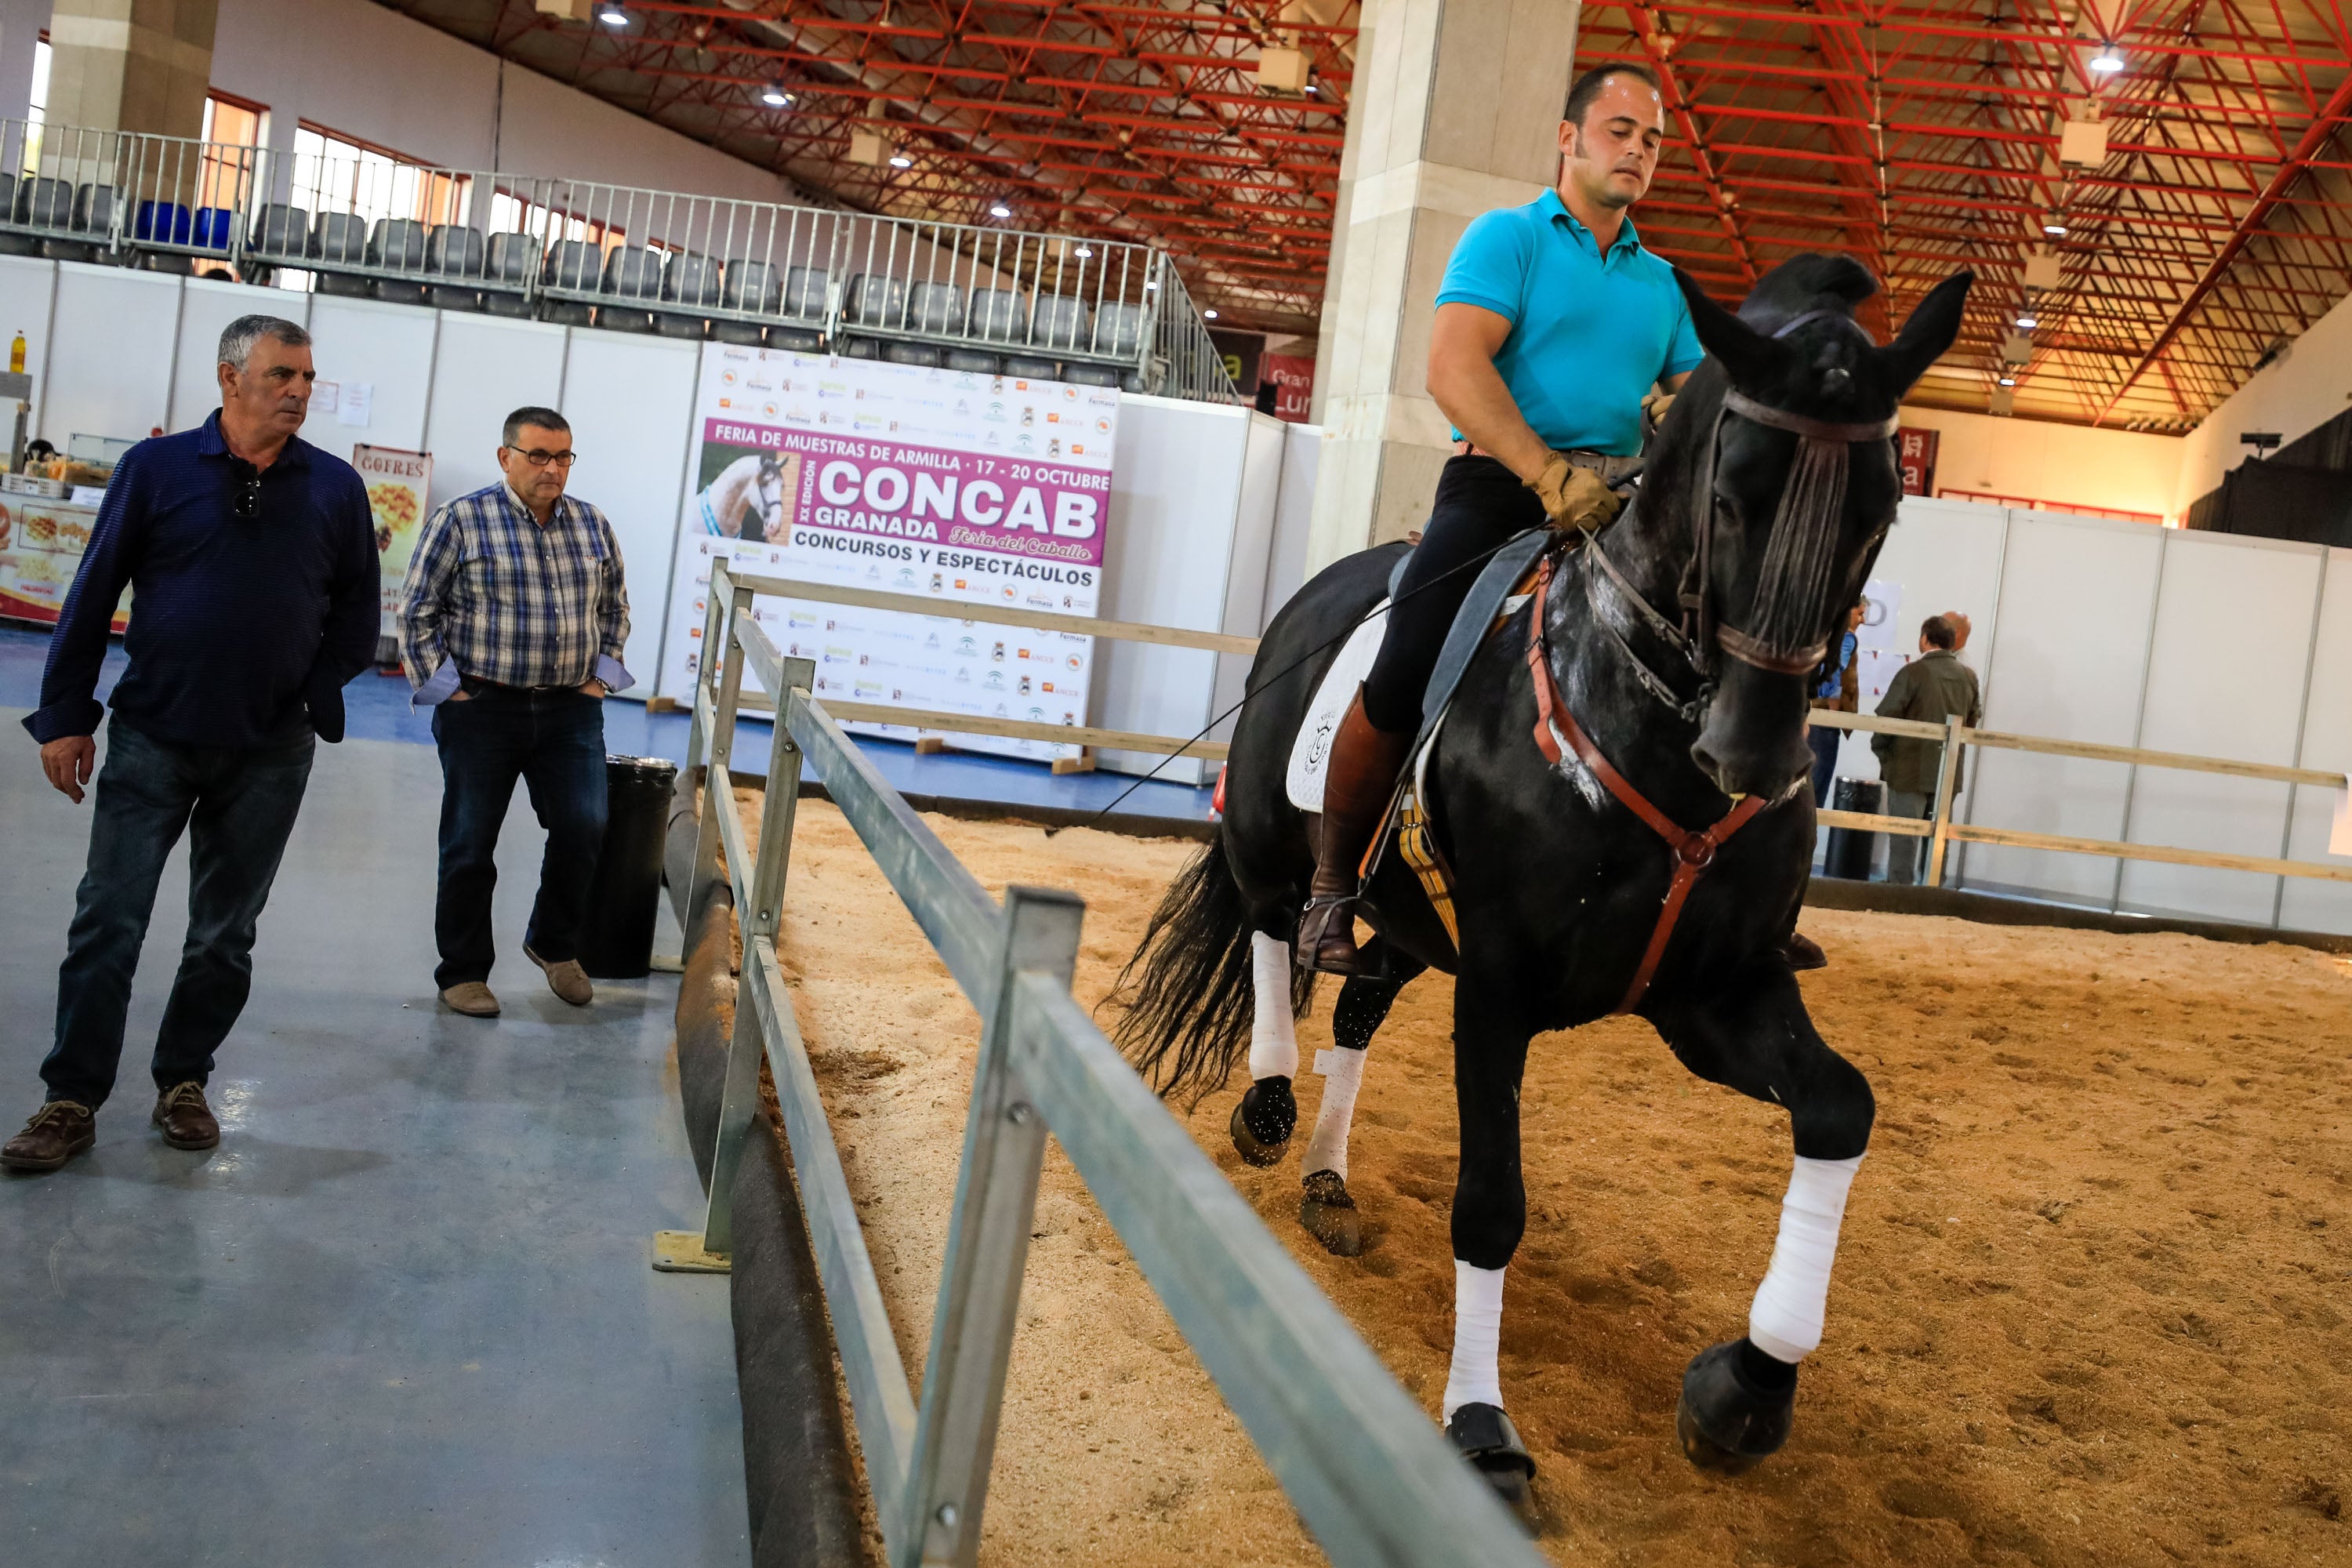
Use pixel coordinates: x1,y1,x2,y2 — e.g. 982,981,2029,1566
1451,441,1643,485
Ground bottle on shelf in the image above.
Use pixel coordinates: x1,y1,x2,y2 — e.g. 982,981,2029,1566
9,331,23,375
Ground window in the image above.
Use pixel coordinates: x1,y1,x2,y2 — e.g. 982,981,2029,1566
198,93,268,215
489,187,628,252
20,38,49,174
290,122,473,232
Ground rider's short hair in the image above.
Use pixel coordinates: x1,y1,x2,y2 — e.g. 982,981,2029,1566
503,406,570,448
1921,615,1957,650
1565,63,1661,130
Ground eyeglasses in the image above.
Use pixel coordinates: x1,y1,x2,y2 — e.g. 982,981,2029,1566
506,448,579,469
230,458,262,520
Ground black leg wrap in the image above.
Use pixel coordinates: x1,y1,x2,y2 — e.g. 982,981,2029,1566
1297,1168,1362,1257
1675,1338,1797,1475
1229,1076,1297,1167
1446,1402,1537,1512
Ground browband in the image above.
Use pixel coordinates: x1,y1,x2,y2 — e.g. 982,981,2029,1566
1722,389,1900,445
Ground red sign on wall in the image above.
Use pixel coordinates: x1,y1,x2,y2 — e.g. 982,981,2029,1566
1896,426,1940,496
1261,354,1316,423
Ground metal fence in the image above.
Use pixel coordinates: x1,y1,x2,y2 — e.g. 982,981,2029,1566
0,118,1240,404
665,561,1542,1568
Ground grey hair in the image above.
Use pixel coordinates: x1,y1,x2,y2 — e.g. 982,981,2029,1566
503,406,570,448
218,314,311,372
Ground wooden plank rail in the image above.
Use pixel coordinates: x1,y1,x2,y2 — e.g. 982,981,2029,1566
727,572,1263,657
1944,822,2352,884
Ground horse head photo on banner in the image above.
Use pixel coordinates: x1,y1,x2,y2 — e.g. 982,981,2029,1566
699,448,794,541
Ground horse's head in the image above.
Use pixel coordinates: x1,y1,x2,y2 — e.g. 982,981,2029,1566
756,452,787,540
1664,256,1971,799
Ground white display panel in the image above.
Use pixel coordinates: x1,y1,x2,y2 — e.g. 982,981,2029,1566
1958,510,2164,906
39,263,178,449
0,255,57,433
2118,530,2321,923
555,328,699,691
166,278,299,434
1208,410,1288,742
2278,548,2352,934
1261,421,1321,633
1840,495,2008,786
1093,396,1264,785
305,294,437,453
419,314,568,514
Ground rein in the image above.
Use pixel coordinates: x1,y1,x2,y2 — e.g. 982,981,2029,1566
1524,551,1766,1014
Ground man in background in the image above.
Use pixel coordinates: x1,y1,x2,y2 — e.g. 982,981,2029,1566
5,315,376,1173
1806,599,1866,806
1872,614,1983,885
398,408,631,1018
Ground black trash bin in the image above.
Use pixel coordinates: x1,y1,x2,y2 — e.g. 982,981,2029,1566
580,754,680,978
1824,777,1883,880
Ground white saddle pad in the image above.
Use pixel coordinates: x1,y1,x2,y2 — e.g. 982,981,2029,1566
1287,600,1389,813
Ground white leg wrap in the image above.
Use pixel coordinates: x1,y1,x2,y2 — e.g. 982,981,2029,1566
1747,1153,1864,1363
1299,1046,1366,1180
1442,1261,1507,1418
1247,932,1298,1080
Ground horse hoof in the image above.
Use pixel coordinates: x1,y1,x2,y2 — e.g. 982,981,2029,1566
1230,1077,1296,1167
1784,931,1828,971
1298,1169,1362,1256
1675,1340,1795,1476
1446,1402,1537,1516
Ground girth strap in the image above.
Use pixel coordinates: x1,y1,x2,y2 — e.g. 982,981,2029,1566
1523,554,1766,1014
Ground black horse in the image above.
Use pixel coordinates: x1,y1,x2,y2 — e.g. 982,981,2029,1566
1114,255,1971,1501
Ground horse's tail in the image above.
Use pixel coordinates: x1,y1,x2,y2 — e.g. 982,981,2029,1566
1109,829,1308,1106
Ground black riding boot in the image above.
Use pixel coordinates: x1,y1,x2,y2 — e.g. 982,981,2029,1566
1297,689,1412,976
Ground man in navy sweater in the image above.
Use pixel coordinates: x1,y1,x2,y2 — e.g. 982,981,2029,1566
3,314,377,1174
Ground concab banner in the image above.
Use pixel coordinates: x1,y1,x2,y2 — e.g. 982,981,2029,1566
661,346,1120,764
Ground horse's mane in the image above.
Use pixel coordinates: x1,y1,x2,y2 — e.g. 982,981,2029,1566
1734,254,1879,336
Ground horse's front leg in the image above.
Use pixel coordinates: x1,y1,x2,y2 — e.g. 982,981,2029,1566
1648,963,1875,1475
1442,972,1538,1509
1294,945,1424,1256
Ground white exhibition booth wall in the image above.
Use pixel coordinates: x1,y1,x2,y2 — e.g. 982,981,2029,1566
10,254,2350,933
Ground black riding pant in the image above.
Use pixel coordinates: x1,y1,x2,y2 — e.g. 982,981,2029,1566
1360,455,1547,735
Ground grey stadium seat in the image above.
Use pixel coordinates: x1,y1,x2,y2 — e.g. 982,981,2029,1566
782,265,829,321
721,258,783,315
310,212,368,264
967,289,1029,343
663,251,724,307
601,246,662,300
841,273,906,329
368,218,427,271
250,203,308,257
542,239,601,290
485,232,539,283
426,225,486,277
1029,295,1091,352
906,282,966,336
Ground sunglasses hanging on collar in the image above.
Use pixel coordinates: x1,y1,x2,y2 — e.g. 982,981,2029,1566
229,458,263,520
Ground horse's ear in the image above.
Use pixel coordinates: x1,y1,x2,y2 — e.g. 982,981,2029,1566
1878,270,1974,394
1673,267,1778,389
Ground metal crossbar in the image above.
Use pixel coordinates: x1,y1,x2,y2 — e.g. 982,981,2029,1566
670,561,1545,1568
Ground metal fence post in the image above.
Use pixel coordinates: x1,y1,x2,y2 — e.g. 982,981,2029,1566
685,579,755,956
897,885,1085,1568
684,561,734,775
1925,714,1965,888
700,657,815,1258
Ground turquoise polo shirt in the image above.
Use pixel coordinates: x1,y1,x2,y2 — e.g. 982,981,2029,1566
1436,188,1704,456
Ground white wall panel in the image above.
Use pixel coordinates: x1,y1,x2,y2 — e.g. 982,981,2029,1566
1842,495,2008,785
1094,395,1255,786
0,254,57,430
39,263,178,448
555,328,700,693
168,278,303,434
2278,549,2352,934
1207,411,1288,738
303,296,437,455
1959,511,2164,906
420,315,568,515
2118,531,2320,922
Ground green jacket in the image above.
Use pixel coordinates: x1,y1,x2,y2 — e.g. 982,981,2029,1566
1871,650,1982,796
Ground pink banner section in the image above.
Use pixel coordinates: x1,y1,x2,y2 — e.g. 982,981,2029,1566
702,419,1110,567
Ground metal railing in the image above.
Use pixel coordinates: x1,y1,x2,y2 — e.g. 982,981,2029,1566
0,118,1240,405
664,561,1541,1568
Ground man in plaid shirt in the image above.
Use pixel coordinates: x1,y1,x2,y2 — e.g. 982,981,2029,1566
398,407,632,1017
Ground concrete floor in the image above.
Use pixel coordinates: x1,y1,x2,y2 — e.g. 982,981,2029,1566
0,714,748,1566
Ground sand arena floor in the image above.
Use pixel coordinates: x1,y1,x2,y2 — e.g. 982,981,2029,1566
728,789,2350,1566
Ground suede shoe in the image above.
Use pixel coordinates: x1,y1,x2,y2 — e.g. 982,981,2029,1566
2,1100,96,1173
526,946,593,1007
151,1082,220,1150
440,982,501,1018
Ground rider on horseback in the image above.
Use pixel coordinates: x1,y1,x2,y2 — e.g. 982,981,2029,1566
1299,62,1704,975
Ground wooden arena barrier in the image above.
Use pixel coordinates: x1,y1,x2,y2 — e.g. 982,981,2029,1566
655,562,1548,1568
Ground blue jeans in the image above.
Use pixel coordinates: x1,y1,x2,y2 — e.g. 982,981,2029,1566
430,686,608,989
44,717,317,1109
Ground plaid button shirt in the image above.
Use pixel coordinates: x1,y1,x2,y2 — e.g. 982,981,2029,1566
397,483,633,703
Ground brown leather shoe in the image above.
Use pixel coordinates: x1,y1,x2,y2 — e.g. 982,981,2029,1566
152,1082,220,1150
526,946,593,1007
1297,688,1414,976
440,982,501,1018
3,1100,96,1173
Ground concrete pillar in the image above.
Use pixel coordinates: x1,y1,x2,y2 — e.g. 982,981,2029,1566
1304,0,1579,571
44,0,215,139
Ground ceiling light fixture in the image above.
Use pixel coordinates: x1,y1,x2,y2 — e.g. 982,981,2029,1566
2088,45,2124,73
989,202,1012,219
888,153,913,168
1998,375,2017,386
2043,220,2067,236
597,2,629,27
1203,308,1218,320
1073,245,1094,259
760,82,790,107
2015,313,2038,328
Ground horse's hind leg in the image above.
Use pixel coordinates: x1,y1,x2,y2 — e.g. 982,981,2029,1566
1647,964,1875,1476
1297,944,1425,1257
1229,928,1303,1166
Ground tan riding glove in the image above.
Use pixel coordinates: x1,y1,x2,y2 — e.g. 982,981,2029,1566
1642,390,1676,426
1526,452,1623,534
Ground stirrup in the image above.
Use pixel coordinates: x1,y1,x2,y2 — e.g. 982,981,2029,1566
1296,894,1362,976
